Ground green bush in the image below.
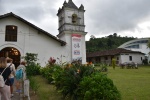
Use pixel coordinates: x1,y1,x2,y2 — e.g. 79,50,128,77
40,63,121,100
40,64,63,83
100,63,108,72
24,53,38,66
40,65,53,83
142,59,148,65
54,64,96,99
78,73,121,100
28,76,40,94
24,53,41,77
26,63,41,77
94,63,101,67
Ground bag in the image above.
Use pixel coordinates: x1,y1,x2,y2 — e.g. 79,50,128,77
0,67,8,88
16,68,23,80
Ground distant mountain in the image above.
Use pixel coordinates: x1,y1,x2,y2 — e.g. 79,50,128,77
86,33,136,53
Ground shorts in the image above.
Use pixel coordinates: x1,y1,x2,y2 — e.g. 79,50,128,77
9,78,14,86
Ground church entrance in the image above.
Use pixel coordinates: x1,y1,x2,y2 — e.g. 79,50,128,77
0,47,21,67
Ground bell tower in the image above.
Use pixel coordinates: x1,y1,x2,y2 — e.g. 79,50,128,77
57,0,87,64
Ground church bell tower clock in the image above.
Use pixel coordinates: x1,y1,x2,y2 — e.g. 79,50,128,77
57,0,87,64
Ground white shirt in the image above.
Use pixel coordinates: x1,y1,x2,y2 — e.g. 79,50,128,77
7,63,16,78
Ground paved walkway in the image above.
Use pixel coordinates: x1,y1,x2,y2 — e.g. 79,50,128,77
11,80,29,100
12,82,22,100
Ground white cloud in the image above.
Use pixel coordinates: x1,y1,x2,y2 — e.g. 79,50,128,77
1,0,150,41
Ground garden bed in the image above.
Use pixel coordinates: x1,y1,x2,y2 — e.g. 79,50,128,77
32,66,150,100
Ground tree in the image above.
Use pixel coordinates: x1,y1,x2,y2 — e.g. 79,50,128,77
108,35,113,38
98,40,103,47
107,38,113,47
147,38,150,48
90,35,96,40
113,33,117,37
24,53,38,65
86,34,135,52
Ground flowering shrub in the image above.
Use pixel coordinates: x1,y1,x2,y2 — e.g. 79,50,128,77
54,64,96,99
48,57,56,65
40,64,62,83
40,59,121,100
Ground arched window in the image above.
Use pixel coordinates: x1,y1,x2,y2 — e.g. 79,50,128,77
5,25,17,42
72,14,77,24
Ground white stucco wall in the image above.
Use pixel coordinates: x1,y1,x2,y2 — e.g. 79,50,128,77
57,7,87,64
119,53,144,64
125,44,149,55
0,17,72,66
0,13,87,66
58,31,86,64
118,38,150,63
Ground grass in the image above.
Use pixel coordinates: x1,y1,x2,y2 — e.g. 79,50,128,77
106,66,150,100
31,75,62,100
32,66,150,100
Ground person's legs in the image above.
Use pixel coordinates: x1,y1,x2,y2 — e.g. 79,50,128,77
16,80,22,93
10,86,13,94
0,85,11,100
16,81,20,90
9,78,14,95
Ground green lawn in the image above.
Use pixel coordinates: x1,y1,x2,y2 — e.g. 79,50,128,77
33,66,150,100
32,75,62,100
107,66,150,100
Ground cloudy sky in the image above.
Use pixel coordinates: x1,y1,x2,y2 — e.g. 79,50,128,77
0,0,150,40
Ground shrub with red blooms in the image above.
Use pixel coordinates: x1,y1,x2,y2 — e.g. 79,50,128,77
48,57,56,65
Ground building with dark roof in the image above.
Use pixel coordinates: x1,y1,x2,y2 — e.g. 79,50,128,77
87,48,145,65
0,0,87,66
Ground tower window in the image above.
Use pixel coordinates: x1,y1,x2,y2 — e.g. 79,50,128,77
5,25,17,42
72,14,77,24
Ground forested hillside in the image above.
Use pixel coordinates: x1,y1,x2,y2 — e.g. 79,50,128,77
86,33,136,53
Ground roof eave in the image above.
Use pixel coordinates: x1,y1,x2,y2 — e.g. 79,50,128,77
0,12,66,46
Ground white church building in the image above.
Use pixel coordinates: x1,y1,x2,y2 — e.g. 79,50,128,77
0,0,87,67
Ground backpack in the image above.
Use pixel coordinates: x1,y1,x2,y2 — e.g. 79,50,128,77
16,68,23,80
0,67,8,88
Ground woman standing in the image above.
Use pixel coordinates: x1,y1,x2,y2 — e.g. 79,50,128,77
0,57,11,100
16,61,26,93
7,58,16,97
